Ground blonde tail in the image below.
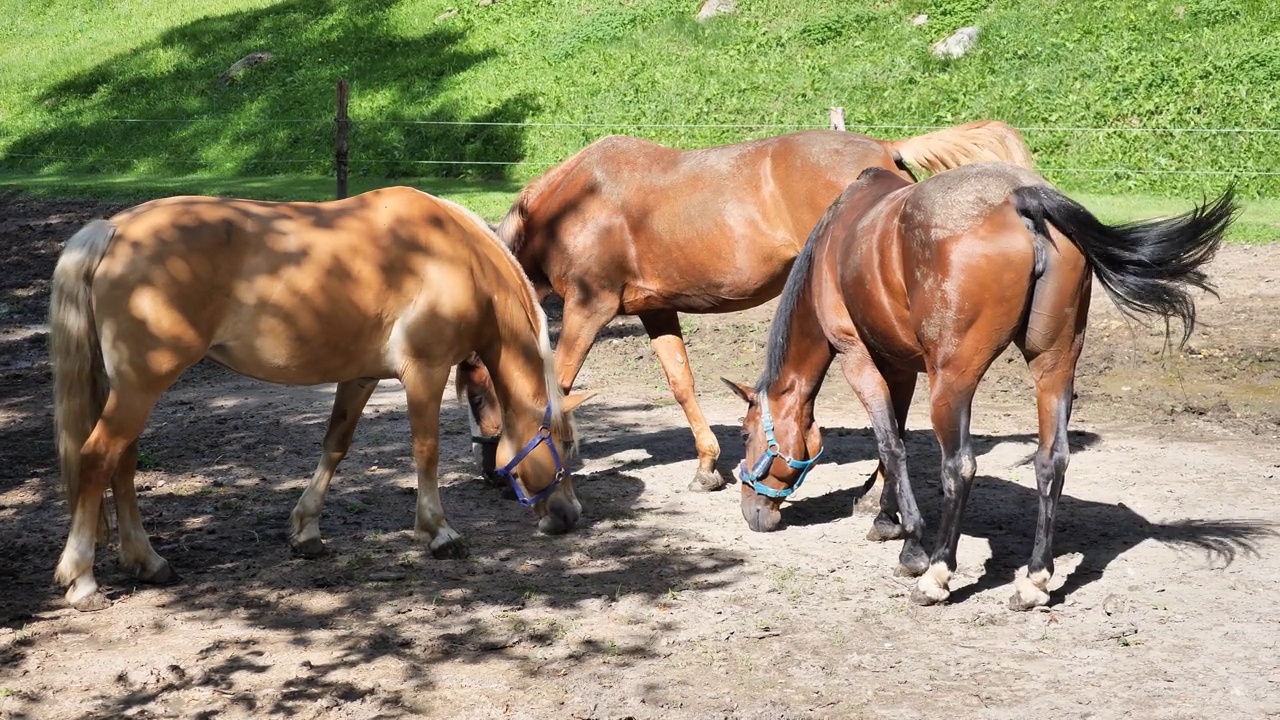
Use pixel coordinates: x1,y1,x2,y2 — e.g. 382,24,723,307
50,219,115,541
889,120,1036,174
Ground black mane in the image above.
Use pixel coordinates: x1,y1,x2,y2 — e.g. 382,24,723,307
754,197,843,393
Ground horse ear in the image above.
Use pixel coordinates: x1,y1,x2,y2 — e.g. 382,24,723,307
720,377,756,404
561,392,596,413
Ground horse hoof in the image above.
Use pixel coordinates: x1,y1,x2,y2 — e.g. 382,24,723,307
865,520,906,542
1008,579,1051,611
911,584,950,607
896,549,930,577
137,559,178,586
70,590,112,613
291,537,327,558
894,564,921,578
431,538,469,560
688,468,727,492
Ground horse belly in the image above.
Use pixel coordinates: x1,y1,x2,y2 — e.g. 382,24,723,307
206,302,396,385
205,335,393,386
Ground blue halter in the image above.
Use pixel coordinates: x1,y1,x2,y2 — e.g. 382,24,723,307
737,394,824,499
492,406,566,508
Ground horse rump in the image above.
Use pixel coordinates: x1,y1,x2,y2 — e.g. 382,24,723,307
1012,183,1239,344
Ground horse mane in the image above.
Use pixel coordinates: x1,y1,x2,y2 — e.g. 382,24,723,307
755,199,841,394
429,192,577,450
888,120,1036,174
495,136,625,254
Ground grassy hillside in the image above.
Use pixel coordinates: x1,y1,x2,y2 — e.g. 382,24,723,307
1,0,1278,197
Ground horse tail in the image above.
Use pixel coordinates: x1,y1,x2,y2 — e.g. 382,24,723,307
494,190,529,252
51,219,116,537
1012,183,1238,345
888,120,1036,174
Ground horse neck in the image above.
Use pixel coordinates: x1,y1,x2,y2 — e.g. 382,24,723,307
765,284,835,441
483,285,554,441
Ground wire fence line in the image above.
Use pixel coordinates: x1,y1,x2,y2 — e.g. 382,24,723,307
5,152,1278,176
9,116,1280,134
5,113,1278,177
16,117,1280,134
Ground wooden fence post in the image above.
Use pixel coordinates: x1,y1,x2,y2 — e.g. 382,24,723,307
335,79,349,199
828,106,846,132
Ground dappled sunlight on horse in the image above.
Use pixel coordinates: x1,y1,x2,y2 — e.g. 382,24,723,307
724,162,1242,610
461,122,1037,491
48,187,591,612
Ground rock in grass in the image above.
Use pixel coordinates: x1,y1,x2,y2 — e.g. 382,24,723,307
696,0,736,23
931,26,980,59
216,52,273,88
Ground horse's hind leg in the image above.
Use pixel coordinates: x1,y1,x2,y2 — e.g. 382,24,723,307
911,359,986,606
1009,327,1087,610
289,378,379,557
55,389,159,611
402,364,468,559
864,374,918,542
113,439,175,585
640,310,725,492
839,352,929,576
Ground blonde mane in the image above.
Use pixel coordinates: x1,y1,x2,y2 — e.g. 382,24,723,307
428,192,578,450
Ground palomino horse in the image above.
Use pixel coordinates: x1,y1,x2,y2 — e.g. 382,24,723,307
723,163,1235,610
464,122,1036,492
50,187,590,612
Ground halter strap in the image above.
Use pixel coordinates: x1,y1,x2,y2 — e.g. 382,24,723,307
492,406,566,508
736,394,824,499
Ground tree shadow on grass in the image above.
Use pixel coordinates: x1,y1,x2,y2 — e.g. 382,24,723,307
3,0,536,181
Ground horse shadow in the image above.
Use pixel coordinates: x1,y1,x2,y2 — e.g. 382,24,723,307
778,428,1271,605
572,414,1271,605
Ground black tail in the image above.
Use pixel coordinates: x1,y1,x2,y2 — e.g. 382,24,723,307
1013,184,1239,345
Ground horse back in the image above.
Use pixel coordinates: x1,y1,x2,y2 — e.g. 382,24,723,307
93,187,496,385
518,131,904,313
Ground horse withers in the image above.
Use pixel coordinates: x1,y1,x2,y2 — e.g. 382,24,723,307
724,163,1236,610
463,122,1036,492
49,186,591,612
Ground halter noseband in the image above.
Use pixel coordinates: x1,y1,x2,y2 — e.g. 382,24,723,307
737,394,824,499
492,406,567,508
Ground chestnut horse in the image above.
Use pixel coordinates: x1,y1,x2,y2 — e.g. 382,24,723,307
463,122,1036,491
50,187,589,612
723,163,1235,610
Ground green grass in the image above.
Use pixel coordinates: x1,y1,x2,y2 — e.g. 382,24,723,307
0,171,519,220
2,0,1279,197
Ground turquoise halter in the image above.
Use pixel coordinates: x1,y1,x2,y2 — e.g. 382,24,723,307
736,394,824,499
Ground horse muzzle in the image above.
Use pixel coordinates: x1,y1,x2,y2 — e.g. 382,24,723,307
741,493,783,533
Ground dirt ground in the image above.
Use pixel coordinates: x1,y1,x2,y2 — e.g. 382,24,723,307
1,193,1278,720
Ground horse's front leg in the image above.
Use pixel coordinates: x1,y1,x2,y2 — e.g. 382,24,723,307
839,352,929,577
402,365,468,559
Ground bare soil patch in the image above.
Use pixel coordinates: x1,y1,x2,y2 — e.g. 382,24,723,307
2,195,1277,719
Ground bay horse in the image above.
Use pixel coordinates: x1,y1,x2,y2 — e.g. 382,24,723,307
723,163,1236,610
49,186,590,612
459,122,1037,492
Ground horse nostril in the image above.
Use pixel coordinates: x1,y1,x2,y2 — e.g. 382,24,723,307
537,502,579,536
742,499,781,533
